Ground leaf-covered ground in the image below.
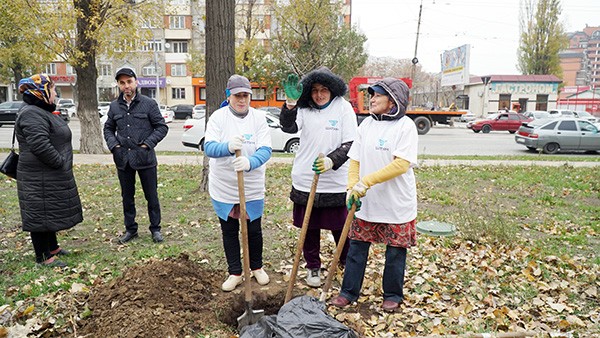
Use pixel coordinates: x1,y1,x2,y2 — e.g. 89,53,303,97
0,162,598,337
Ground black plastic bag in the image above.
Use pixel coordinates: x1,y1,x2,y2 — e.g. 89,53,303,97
240,295,357,338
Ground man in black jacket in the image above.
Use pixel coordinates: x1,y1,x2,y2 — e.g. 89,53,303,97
104,68,168,244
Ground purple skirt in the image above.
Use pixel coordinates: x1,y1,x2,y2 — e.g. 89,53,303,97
292,203,348,231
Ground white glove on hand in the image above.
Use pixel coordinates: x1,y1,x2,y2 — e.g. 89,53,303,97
312,156,333,174
228,135,244,153
285,98,297,108
351,180,369,198
232,156,250,172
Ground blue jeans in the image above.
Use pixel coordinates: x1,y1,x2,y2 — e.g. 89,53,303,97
339,239,407,303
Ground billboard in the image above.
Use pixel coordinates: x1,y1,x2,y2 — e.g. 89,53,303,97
440,44,470,87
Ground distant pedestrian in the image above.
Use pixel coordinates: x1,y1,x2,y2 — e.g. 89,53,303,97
279,67,358,287
15,74,83,267
103,68,168,244
331,77,418,312
204,74,272,292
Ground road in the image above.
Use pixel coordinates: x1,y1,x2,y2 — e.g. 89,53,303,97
0,118,598,158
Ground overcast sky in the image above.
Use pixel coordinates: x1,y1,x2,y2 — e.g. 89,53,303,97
351,0,599,76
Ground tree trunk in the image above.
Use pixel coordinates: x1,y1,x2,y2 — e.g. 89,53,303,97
75,0,104,154
201,0,235,191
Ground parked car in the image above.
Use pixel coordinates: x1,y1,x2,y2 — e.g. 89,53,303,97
515,118,600,154
258,106,282,117
181,113,301,153
457,110,476,122
467,112,532,133
98,101,111,117
56,98,76,118
160,105,174,123
171,104,194,119
193,104,206,119
548,109,574,118
522,110,551,120
573,110,598,123
0,101,24,127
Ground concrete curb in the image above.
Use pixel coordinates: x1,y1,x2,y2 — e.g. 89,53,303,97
72,154,600,167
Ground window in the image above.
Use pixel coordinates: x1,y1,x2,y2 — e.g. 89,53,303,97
498,94,511,111
143,40,162,52
66,64,76,75
142,64,158,76
169,16,185,29
536,94,548,111
541,121,557,130
171,64,186,76
579,121,597,132
276,88,286,101
45,63,57,75
172,88,186,99
252,88,266,100
171,41,188,53
99,64,112,76
557,120,576,131
200,87,207,100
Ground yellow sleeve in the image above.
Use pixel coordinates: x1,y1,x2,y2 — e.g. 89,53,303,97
361,157,410,188
347,159,360,190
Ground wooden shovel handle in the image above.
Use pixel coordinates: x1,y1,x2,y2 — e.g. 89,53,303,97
235,150,252,303
320,203,357,302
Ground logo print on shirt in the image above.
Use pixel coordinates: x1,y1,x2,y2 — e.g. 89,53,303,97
243,134,253,141
325,120,339,131
376,138,390,151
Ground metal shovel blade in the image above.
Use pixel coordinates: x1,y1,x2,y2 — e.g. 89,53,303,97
237,303,265,332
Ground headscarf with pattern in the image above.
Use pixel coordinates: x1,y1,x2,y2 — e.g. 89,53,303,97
19,74,54,105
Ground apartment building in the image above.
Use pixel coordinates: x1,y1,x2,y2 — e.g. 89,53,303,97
559,25,600,95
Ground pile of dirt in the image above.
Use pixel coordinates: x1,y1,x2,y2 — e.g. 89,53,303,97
77,254,287,337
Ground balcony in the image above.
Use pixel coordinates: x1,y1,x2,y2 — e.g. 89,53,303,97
164,29,191,40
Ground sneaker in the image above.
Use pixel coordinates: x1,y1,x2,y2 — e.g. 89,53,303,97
306,268,321,288
221,274,243,292
251,268,270,285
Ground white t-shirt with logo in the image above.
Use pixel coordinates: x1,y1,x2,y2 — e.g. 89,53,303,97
348,116,418,223
292,97,358,193
205,107,272,203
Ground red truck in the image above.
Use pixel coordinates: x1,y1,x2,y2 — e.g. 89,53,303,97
348,77,465,135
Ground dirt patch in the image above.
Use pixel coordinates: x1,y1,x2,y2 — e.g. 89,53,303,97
77,254,288,337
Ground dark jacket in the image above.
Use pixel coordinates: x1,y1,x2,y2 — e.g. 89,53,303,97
15,95,83,232
103,92,168,170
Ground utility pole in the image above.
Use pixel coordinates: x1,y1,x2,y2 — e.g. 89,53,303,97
410,0,423,85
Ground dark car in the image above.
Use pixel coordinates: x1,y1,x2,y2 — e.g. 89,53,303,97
0,101,24,127
171,104,194,120
467,112,532,133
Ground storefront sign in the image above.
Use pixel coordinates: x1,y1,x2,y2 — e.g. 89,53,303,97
491,82,558,95
137,77,165,88
50,75,76,84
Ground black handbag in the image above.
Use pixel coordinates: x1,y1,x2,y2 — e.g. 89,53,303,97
0,127,18,179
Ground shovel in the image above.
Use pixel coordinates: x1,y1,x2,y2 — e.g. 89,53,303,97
235,150,264,331
319,203,357,302
284,167,321,303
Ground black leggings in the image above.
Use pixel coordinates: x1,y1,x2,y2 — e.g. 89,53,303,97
219,216,263,275
30,232,59,263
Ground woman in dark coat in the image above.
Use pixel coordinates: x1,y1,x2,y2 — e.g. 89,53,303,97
15,74,83,267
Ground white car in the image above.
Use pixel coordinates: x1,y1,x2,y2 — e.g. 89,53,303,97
573,110,598,123
160,105,174,123
193,104,206,119
98,101,111,117
181,114,301,153
57,98,76,118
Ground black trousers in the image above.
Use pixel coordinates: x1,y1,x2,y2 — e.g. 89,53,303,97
117,164,161,233
220,216,263,275
30,232,59,263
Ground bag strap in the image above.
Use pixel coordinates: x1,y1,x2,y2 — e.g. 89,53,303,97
11,126,16,151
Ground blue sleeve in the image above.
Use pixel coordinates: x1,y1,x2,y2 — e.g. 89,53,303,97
204,141,231,158
248,146,272,170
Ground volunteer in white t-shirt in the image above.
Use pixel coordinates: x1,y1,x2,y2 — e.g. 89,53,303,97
204,75,272,292
279,67,358,287
330,78,418,313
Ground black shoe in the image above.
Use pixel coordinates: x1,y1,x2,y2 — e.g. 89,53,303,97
152,231,164,243
118,231,138,244
38,259,68,268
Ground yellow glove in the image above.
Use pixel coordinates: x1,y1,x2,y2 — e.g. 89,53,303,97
312,156,333,174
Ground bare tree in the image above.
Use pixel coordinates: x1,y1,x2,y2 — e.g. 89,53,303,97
200,0,235,191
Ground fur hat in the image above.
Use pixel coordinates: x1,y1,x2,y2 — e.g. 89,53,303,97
296,67,347,109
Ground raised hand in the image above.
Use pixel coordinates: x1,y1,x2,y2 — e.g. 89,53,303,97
281,74,303,106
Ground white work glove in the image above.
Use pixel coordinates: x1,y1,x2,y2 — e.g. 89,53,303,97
228,135,244,153
350,180,368,199
312,156,333,174
285,98,297,108
232,156,251,172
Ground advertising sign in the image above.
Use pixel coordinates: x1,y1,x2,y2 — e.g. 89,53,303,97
440,44,470,87
137,77,166,88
